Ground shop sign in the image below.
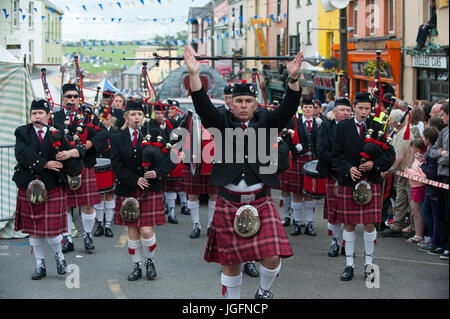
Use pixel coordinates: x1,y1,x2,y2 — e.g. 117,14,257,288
350,61,394,79
313,76,334,90
412,55,447,69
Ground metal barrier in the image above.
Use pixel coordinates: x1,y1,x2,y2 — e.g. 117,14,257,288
0,145,17,222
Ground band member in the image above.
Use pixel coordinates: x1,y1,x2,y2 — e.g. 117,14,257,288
184,46,303,299
110,100,172,281
13,99,73,279
317,97,352,257
222,84,234,112
93,107,119,238
332,92,395,281
280,97,319,236
53,83,108,253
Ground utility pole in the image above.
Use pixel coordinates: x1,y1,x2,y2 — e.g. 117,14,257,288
210,1,215,68
339,8,348,74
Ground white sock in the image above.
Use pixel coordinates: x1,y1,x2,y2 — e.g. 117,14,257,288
29,237,46,265
343,230,356,268
46,235,64,259
104,200,115,228
259,260,281,293
328,223,342,245
304,200,315,223
280,194,292,218
127,239,142,264
178,192,187,206
165,192,177,217
291,201,304,224
141,234,156,260
364,230,377,266
94,201,105,226
82,211,96,235
63,212,73,240
221,273,242,299
188,200,201,228
207,200,216,228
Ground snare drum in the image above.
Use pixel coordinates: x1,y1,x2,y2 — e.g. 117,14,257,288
95,158,115,193
302,160,326,198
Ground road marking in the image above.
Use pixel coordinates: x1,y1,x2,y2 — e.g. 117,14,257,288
355,254,449,267
108,280,127,299
0,246,9,256
115,234,128,248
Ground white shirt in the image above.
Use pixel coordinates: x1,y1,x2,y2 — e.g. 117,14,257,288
128,127,139,142
354,118,366,136
33,125,47,140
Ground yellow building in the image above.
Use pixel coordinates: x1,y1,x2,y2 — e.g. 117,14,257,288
317,3,340,60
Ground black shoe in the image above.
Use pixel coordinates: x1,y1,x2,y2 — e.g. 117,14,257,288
145,258,157,280
304,222,317,236
55,255,67,275
328,242,339,257
180,205,190,215
104,226,114,238
62,236,74,253
189,223,201,239
255,287,273,299
94,224,104,237
244,262,259,278
84,233,95,251
340,266,354,281
290,222,304,236
31,260,46,280
168,210,178,224
127,263,142,281
381,229,402,237
341,246,346,256
282,217,291,226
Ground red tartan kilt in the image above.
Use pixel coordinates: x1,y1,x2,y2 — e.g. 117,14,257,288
114,189,165,227
163,178,183,192
204,194,294,265
277,155,313,193
67,167,101,208
323,176,338,224
15,187,68,237
182,164,217,195
335,183,381,225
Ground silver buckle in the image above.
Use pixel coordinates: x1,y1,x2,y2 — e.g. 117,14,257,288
240,194,256,203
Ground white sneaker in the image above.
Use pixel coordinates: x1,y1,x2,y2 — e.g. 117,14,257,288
440,250,449,260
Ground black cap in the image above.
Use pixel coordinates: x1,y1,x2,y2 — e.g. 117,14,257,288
224,84,233,95
167,98,180,108
30,98,50,113
232,80,257,98
302,96,314,106
335,97,352,107
125,100,144,112
354,91,372,104
103,89,115,99
154,104,166,112
62,83,78,94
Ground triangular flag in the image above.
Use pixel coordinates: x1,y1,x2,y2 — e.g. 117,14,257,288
157,0,161,4
140,0,145,5
99,4,103,10
49,7,54,13
117,2,122,8
22,14,26,21
82,5,87,12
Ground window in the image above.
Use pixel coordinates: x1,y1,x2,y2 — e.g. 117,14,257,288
388,0,395,33
369,0,376,36
277,34,281,57
306,20,312,45
353,1,358,35
277,0,281,17
307,0,312,5
13,0,19,27
297,0,301,7
28,40,34,64
29,2,34,29
297,21,302,45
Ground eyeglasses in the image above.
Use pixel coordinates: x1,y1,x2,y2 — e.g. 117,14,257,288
64,94,79,99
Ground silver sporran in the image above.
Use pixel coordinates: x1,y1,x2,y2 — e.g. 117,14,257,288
26,179,47,205
233,205,261,238
67,174,82,191
352,180,373,206
120,197,141,223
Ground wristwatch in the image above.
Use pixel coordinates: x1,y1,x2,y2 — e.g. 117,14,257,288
287,75,298,83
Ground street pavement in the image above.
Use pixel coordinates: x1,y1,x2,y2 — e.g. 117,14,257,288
0,190,448,300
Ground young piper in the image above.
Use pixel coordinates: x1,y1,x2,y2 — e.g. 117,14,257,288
110,100,172,281
13,99,75,279
184,46,303,299
333,92,395,281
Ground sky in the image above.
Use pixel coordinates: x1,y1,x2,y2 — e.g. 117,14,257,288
48,0,211,41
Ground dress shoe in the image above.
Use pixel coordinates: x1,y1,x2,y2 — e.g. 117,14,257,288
189,223,201,239
341,246,346,256
381,229,402,237
255,287,273,299
328,242,339,257
340,266,354,281
127,263,142,281
282,217,291,226
55,254,67,275
31,260,46,280
104,226,114,238
290,222,304,236
168,209,178,224
83,233,95,251
145,258,157,280
62,236,74,253
243,262,259,277
94,224,104,237
180,205,190,215
304,222,317,236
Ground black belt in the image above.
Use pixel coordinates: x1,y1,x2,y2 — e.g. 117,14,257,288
218,187,270,203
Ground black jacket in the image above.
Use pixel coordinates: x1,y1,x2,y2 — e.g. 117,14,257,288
286,114,319,160
332,118,395,186
191,86,302,188
12,124,67,190
110,128,172,196
317,118,338,177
